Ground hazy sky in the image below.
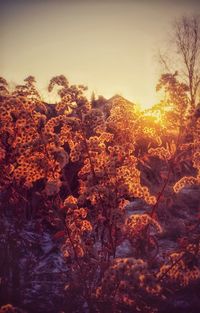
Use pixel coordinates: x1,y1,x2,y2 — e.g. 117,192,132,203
1,0,199,107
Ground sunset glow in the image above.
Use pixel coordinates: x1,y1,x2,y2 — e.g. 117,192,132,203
1,0,199,108
1,2,200,312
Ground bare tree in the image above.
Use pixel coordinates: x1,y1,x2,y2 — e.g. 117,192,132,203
159,15,200,108
174,15,200,107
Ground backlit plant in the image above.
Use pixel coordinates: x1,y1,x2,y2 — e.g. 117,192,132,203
1,74,200,313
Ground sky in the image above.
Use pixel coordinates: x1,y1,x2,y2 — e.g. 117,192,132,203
1,0,200,108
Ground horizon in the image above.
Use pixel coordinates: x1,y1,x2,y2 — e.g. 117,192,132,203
1,0,200,108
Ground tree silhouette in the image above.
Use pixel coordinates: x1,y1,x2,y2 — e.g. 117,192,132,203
160,15,200,108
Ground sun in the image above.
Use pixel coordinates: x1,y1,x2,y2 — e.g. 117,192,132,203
40,89,60,104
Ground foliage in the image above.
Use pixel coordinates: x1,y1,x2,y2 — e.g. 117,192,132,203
0,74,200,313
